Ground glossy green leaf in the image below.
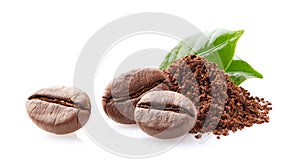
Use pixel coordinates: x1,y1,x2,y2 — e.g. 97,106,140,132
159,29,244,70
160,29,264,85
226,60,263,85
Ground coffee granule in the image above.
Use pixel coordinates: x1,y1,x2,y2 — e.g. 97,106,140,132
164,55,272,138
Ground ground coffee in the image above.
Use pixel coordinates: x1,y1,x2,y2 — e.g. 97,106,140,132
165,55,272,139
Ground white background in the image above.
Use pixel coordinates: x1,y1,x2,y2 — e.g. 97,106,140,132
0,0,298,166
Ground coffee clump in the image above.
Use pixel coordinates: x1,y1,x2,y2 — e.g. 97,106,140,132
164,55,272,139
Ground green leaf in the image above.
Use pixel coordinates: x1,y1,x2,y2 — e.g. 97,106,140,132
160,29,264,85
226,60,263,85
159,29,244,70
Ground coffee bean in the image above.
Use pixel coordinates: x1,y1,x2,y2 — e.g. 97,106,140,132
26,86,91,134
102,68,170,124
134,91,197,139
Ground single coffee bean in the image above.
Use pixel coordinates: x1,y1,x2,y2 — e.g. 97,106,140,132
26,86,91,134
102,68,170,124
134,91,197,139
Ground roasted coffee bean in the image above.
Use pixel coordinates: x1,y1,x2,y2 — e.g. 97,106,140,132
134,91,197,139
102,68,170,124
26,86,91,134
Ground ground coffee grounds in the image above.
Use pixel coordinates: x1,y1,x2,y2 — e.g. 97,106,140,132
164,55,272,139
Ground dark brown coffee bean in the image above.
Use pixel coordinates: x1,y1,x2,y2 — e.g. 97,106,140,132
134,91,197,139
102,68,170,124
26,86,91,134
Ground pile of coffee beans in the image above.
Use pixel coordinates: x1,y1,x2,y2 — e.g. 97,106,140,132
102,55,272,139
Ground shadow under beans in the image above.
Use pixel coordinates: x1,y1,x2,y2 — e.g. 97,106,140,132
177,133,214,146
42,133,85,144
110,123,149,138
